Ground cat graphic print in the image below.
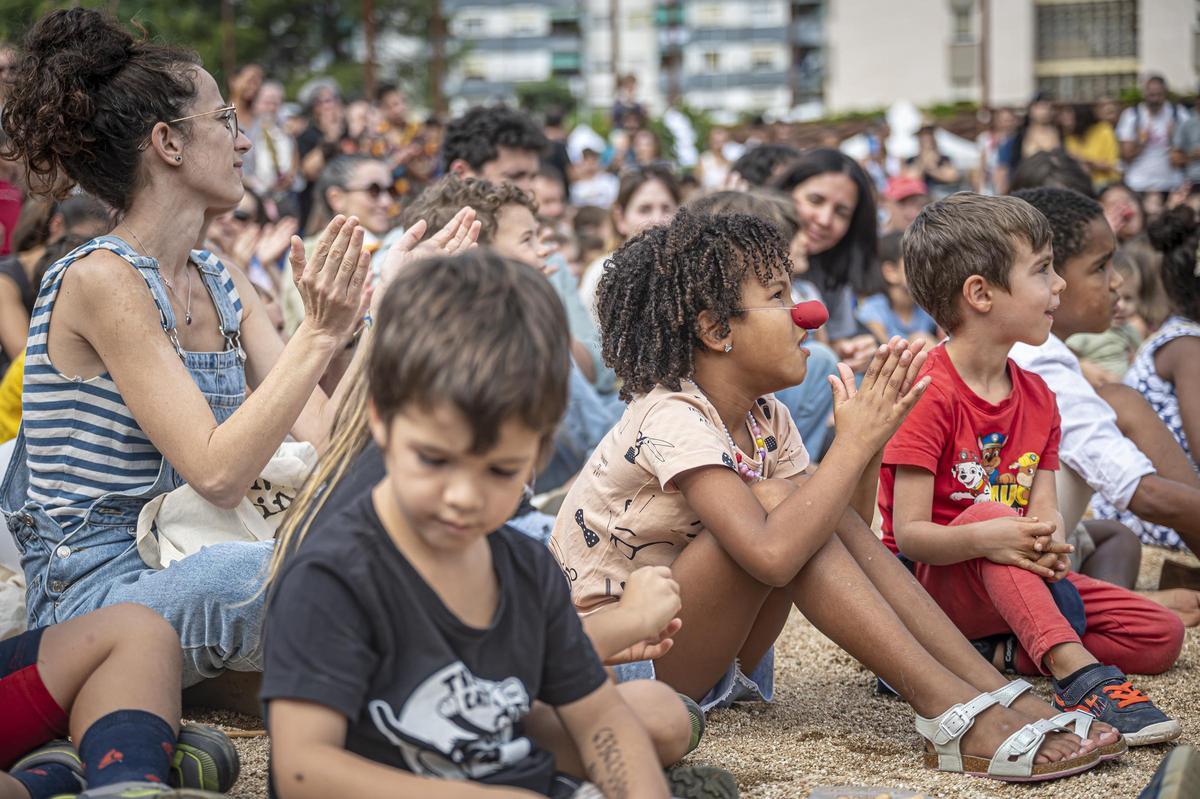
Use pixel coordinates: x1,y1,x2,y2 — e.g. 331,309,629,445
369,662,533,779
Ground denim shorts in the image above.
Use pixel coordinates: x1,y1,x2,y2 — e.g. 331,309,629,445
611,646,775,712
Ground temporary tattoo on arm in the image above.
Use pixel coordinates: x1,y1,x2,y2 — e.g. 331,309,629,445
588,727,630,799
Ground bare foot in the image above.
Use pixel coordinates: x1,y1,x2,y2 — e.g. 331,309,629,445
929,702,1088,766
1009,688,1119,751
1140,589,1200,627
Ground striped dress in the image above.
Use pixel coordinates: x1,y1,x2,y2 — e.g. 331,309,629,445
21,238,242,534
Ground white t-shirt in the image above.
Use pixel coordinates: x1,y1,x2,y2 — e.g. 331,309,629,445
1116,103,1187,192
570,173,619,208
1009,334,1154,511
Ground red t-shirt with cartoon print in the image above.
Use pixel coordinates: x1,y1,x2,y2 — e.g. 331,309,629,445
878,343,1061,555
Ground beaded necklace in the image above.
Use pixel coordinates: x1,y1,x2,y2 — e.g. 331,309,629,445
690,381,768,481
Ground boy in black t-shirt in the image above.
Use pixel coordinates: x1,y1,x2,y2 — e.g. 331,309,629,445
262,251,672,798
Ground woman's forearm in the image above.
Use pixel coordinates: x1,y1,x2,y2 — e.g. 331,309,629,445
201,323,340,506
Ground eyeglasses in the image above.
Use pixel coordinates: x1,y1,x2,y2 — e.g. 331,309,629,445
140,105,239,151
346,182,401,202
167,105,239,140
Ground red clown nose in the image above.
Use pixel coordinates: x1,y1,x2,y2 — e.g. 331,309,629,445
790,300,829,329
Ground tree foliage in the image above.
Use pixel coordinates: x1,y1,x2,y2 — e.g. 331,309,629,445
0,0,439,99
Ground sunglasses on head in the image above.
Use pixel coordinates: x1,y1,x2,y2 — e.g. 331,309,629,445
348,182,401,201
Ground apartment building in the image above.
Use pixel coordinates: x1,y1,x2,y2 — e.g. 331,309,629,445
435,0,1198,117
824,0,1198,113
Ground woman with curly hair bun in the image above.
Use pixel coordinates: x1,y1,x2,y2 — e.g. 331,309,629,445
0,7,381,688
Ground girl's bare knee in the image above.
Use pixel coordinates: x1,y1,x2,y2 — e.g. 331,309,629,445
750,477,797,513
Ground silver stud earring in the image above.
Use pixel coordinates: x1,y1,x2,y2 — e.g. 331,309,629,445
174,156,182,162
723,343,733,353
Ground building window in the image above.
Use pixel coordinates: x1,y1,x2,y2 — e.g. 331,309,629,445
703,50,721,73
951,1,973,42
751,0,774,21
1036,0,1136,61
695,3,723,27
460,16,484,36
1036,73,1137,102
751,47,776,72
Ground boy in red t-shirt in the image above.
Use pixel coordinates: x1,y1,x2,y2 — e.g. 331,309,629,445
880,193,1183,746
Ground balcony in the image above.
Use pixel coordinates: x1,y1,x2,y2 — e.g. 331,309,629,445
462,33,581,51
444,0,577,12
678,69,791,91
790,18,821,47
688,26,790,43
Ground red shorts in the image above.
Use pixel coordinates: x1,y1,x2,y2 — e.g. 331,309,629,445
1,626,69,769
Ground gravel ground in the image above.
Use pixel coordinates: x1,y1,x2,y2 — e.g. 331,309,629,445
197,545,1197,798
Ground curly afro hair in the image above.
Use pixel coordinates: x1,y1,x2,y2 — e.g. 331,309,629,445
1147,205,1200,323
441,105,547,173
1012,187,1104,269
402,175,536,244
597,207,791,401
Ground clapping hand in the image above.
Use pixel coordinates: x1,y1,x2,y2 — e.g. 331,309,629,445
290,215,372,344
829,336,931,455
375,206,481,311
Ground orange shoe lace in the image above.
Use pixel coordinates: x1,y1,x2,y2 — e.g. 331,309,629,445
1102,682,1151,708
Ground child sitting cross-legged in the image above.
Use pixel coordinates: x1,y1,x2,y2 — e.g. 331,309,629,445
881,192,1184,748
552,206,1123,783
262,250,694,799
263,203,733,795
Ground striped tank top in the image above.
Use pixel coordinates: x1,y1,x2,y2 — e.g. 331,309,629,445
21,237,242,533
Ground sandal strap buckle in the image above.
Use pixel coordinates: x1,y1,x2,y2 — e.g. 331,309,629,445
1007,726,1041,755
937,707,972,743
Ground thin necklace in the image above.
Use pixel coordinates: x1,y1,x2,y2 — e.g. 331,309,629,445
122,224,194,325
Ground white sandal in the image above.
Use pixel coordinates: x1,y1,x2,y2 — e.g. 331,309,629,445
915,691,1100,781
990,678,1127,760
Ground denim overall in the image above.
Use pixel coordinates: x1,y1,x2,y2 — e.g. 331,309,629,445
1,236,271,687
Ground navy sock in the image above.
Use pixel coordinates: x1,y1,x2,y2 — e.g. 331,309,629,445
78,709,175,789
1058,662,1105,688
12,762,85,799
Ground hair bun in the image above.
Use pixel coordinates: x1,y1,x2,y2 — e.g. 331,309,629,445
1147,205,1199,254
24,7,134,82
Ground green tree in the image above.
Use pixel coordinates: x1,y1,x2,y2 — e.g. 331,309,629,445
2,0,441,102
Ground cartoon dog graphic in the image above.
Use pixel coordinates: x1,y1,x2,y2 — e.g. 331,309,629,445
978,432,1007,484
1008,452,1040,508
949,450,992,504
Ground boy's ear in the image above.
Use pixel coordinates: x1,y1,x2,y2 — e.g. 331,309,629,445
366,398,389,449
448,159,476,180
961,274,993,315
881,260,901,285
696,309,732,353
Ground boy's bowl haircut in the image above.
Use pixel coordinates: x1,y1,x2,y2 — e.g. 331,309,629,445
368,250,571,453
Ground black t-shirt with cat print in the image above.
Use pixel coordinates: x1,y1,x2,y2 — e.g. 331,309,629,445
262,484,606,795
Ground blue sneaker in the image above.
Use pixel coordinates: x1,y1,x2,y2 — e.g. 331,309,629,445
1052,664,1181,746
